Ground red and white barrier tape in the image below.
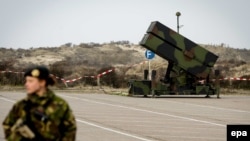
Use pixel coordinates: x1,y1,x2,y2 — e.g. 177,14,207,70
0,68,114,83
61,60,148,83
97,69,114,78
0,61,147,83
198,77,250,83
221,77,250,81
5,61,250,83
59,68,115,83
2,69,250,83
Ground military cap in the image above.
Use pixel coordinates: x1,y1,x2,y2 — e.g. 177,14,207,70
24,66,55,86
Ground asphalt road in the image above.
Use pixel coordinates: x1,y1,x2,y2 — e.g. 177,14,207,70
0,91,250,141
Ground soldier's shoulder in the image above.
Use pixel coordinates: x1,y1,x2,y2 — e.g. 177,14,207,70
10,98,29,112
52,94,69,106
14,98,28,106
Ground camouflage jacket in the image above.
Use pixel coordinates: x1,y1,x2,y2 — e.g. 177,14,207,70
2,89,77,141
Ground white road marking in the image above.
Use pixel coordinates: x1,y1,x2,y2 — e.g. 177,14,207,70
163,135,224,140
76,119,153,141
60,95,226,127
0,97,15,103
0,96,154,141
157,99,250,114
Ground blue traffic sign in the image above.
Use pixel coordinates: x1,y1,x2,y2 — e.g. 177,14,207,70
145,50,155,60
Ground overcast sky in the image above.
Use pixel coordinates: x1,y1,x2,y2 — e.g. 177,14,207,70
0,0,249,49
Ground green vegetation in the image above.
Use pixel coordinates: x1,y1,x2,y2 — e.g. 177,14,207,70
1,41,250,90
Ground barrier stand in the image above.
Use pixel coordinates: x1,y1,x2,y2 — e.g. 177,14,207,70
151,70,157,98
63,80,68,88
215,70,220,98
97,76,101,89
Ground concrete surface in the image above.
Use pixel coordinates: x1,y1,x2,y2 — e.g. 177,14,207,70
0,91,250,141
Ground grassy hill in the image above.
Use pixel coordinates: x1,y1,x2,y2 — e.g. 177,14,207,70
1,42,250,87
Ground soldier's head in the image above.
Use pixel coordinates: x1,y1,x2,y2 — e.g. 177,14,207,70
24,66,55,94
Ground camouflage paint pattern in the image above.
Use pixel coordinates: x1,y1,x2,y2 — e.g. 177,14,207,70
128,21,218,96
196,85,209,94
154,83,169,91
128,80,151,95
140,33,211,78
147,21,218,67
2,89,76,141
129,81,215,95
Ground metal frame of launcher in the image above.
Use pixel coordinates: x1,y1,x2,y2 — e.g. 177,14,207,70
128,21,220,98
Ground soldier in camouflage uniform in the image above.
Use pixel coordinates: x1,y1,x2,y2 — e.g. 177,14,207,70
2,66,77,141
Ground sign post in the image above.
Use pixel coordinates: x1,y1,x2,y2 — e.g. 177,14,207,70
145,50,155,80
